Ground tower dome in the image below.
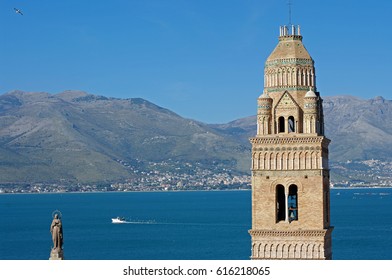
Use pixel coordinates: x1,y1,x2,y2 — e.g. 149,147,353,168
259,91,271,99
305,87,317,98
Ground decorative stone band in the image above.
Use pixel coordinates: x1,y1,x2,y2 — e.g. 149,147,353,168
265,86,311,93
257,104,272,109
304,102,318,109
278,35,303,41
249,228,333,238
265,58,313,67
250,136,330,145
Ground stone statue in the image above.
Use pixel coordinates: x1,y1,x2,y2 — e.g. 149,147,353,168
49,210,64,260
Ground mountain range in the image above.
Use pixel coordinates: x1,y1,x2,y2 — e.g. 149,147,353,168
0,90,391,186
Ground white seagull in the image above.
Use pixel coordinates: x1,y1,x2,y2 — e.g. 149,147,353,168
14,8,23,16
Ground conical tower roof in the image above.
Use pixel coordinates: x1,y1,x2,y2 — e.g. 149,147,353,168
266,25,312,62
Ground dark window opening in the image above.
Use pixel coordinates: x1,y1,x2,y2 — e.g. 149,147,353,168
288,116,295,133
278,117,285,133
276,185,286,222
288,185,298,222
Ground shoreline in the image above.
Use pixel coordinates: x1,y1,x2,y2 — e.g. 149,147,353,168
0,188,252,195
2,186,392,195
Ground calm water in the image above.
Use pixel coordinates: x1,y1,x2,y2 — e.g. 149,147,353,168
0,189,391,260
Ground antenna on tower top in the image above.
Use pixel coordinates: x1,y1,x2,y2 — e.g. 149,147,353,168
288,0,292,25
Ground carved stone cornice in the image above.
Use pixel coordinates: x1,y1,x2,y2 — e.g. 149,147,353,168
250,136,330,145
249,228,333,237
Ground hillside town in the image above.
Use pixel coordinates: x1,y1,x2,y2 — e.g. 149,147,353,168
0,159,251,194
1,159,392,194
331,159,392,188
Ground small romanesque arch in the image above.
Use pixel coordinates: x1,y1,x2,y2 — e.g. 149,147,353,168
276,244,282,259
265,244,272,259
299,151,305,169
306,244,312,259
313,244,319,259
261,244,268,258
317,244,323,259
270,244,276,259
252,243,259,257
305,151,311,169
252,152,256,169
278,116,285,133
313,151,319,169
288,152,293,170
269,152,275,170
293,151,298,170
257,152,262,169
301,244,308,258
294,244,301,259
288,185,298,222
310,151,316,169
276,185,286,222
297,152,301,169
282,152,288,170
276,153,282,170
288,244,295,259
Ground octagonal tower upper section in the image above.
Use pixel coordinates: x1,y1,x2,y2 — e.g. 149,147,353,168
264,25,315,94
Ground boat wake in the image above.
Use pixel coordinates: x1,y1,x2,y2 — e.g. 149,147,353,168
121,220,157,224
111,218,157,224
112,218,246,227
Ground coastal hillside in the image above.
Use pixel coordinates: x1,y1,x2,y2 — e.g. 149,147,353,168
323,95,392,161
0,90,249,184
0,91,391,188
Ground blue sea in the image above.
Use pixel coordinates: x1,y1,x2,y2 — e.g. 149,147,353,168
0,189,392,260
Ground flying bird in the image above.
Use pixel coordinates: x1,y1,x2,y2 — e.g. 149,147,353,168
14,8,23,16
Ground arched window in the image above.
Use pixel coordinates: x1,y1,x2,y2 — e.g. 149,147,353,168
288,116,295,133
278,116,285,133
276,185,286,222
288,185,298,222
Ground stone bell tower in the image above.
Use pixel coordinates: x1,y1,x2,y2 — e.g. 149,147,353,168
249,25,333,259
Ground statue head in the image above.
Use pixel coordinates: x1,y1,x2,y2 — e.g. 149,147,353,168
52,210,62,220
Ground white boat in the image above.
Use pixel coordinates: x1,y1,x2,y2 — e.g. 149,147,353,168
111,217,127,223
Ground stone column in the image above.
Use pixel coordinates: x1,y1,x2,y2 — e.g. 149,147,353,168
285,192,289,222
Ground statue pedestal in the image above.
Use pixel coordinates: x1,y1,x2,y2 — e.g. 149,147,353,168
49,248,64,260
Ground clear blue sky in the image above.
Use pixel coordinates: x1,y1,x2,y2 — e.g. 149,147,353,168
1,0,391,123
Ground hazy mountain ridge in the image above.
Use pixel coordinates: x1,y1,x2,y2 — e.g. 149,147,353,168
0,90,249,184
0,91,391,186
323,95,392,161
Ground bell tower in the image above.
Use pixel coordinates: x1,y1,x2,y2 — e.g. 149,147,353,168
249,25,333,259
